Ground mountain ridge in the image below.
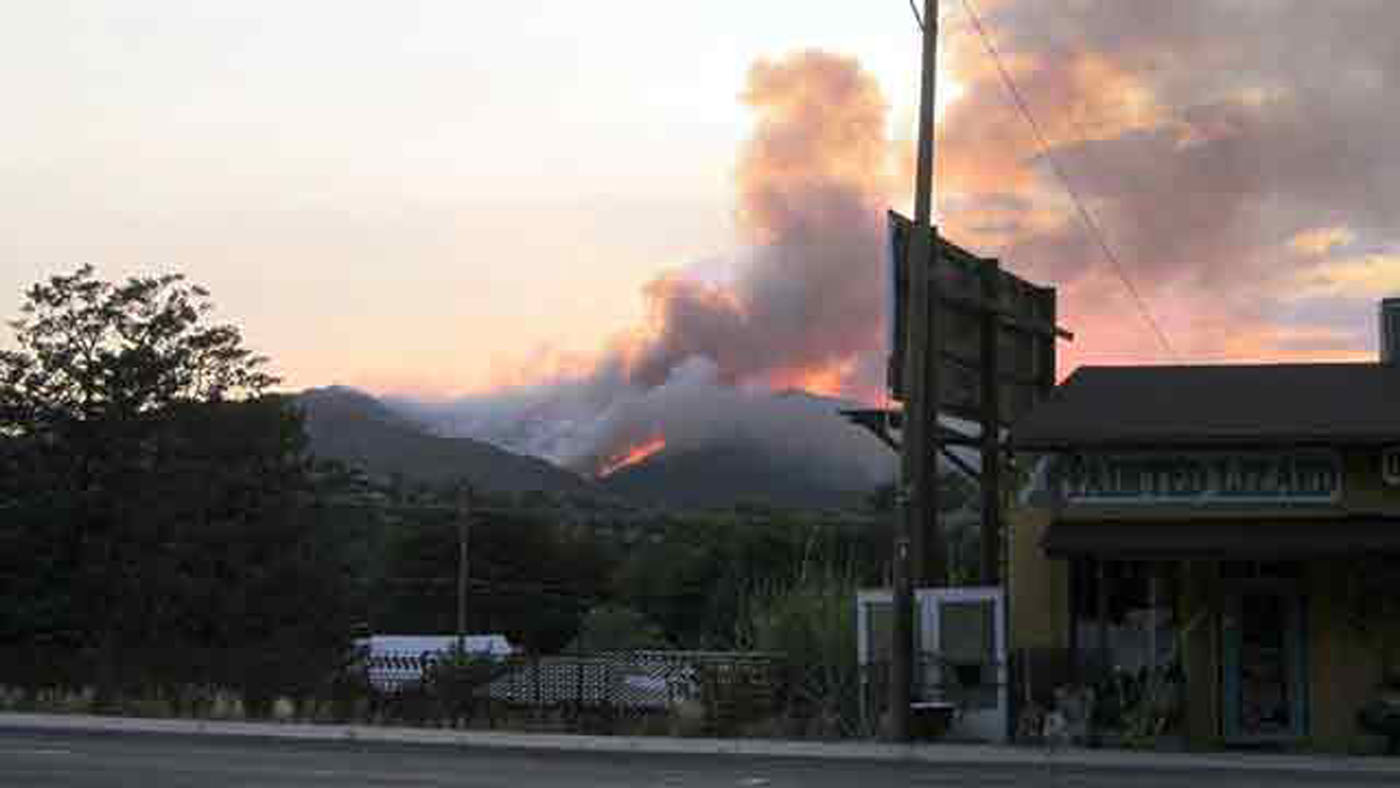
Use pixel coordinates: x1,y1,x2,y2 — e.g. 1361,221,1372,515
294,386,601,497
297,386,905,510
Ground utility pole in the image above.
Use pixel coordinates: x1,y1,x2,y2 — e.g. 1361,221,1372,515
891,0,941,743
980,261,1002,584
455,484,473,654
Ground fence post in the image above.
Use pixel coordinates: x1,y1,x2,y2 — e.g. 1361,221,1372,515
532,654,541,723
575,651,584,729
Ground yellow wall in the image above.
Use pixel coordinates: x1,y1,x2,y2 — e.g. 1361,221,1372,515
1006,507,1068,652
1304,561,1400,753
1318,449,1400,751
1342,449,1400,513
1179,561,1222,748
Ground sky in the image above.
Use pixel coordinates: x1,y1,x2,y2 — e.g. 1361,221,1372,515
0,0,932,395
3,0,1398,406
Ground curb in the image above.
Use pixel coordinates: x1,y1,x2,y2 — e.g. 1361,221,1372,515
1,712,1397,775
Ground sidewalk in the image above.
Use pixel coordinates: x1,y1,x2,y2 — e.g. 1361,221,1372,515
1,711,1397,776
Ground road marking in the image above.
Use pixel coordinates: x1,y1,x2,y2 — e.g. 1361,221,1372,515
737,778,769,787
0,748,74,757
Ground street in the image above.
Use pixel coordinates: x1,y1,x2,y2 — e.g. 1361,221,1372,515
0,729,1396,788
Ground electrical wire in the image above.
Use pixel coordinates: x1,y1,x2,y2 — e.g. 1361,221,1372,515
957,0,1178,360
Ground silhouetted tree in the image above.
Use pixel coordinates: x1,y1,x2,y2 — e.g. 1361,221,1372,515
0,266,350,710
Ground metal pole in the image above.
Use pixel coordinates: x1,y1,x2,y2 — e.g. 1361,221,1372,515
456,485,472,654
891,0,940,744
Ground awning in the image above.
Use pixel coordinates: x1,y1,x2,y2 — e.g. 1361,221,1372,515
1041,516,1400,560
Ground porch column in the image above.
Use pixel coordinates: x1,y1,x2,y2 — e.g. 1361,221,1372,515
1096,557,1110,681
1148,561,1163,677
1068,557,1080,684
1181,560,1220,747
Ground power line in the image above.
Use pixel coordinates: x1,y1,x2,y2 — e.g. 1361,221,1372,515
956,0,1178,360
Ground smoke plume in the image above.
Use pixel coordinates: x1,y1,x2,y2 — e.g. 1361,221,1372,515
626,52,892,390
935,0,1400,364
411,52,900,475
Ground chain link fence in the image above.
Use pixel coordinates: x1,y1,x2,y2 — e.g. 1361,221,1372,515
0,646,1011,740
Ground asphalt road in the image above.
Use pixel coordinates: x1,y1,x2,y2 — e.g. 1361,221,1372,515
0,729,1396,788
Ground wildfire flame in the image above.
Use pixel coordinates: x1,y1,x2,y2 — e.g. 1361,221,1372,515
596,434,667,478
769,368,843,397
765,358,860,398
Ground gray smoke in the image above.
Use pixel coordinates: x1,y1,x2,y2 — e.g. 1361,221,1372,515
407,51,900,475
937,0,1400,360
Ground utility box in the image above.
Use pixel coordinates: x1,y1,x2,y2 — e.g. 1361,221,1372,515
856,587,1008,742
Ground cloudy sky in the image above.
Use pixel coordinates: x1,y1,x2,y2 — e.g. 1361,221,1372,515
3,0,1396,403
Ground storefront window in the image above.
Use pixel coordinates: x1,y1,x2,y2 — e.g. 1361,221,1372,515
1068,559,1182,735
1071,559,1177,679
1220,560,1303,580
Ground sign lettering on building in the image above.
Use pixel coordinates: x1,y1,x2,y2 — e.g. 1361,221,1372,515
1061,452,1342,505
1384,447,1400,487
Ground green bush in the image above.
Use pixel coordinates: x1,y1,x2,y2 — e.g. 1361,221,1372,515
737,564,860,737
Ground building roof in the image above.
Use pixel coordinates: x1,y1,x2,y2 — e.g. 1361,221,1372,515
1011,363,1400,451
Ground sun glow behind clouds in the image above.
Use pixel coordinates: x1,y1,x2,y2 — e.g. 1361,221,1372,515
1289,227,1356,257
1297,254,1400,298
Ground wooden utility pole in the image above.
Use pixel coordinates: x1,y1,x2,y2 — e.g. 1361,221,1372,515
979,261,1002,583
891,0,941,743
455,485,472,654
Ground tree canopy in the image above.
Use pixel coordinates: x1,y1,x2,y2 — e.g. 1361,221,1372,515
1,265,276,433
0,266,349,713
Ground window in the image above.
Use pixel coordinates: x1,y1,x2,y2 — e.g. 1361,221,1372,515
1220,561,1302,581
940,600,998,709
1072,559,1177,679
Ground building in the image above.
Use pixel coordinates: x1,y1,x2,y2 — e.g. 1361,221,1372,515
1007,300,1400,751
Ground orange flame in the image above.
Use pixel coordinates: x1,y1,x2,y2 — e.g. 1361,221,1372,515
596,434,667,478
777,366,846,397
765,358,860,398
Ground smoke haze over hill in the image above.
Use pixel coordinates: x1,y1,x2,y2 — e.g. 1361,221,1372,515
409,52,899,474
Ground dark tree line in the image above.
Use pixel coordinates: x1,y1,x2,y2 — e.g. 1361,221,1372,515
362,497,612,653
0,267,352,711
365,500,900,655
610,507,891,650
